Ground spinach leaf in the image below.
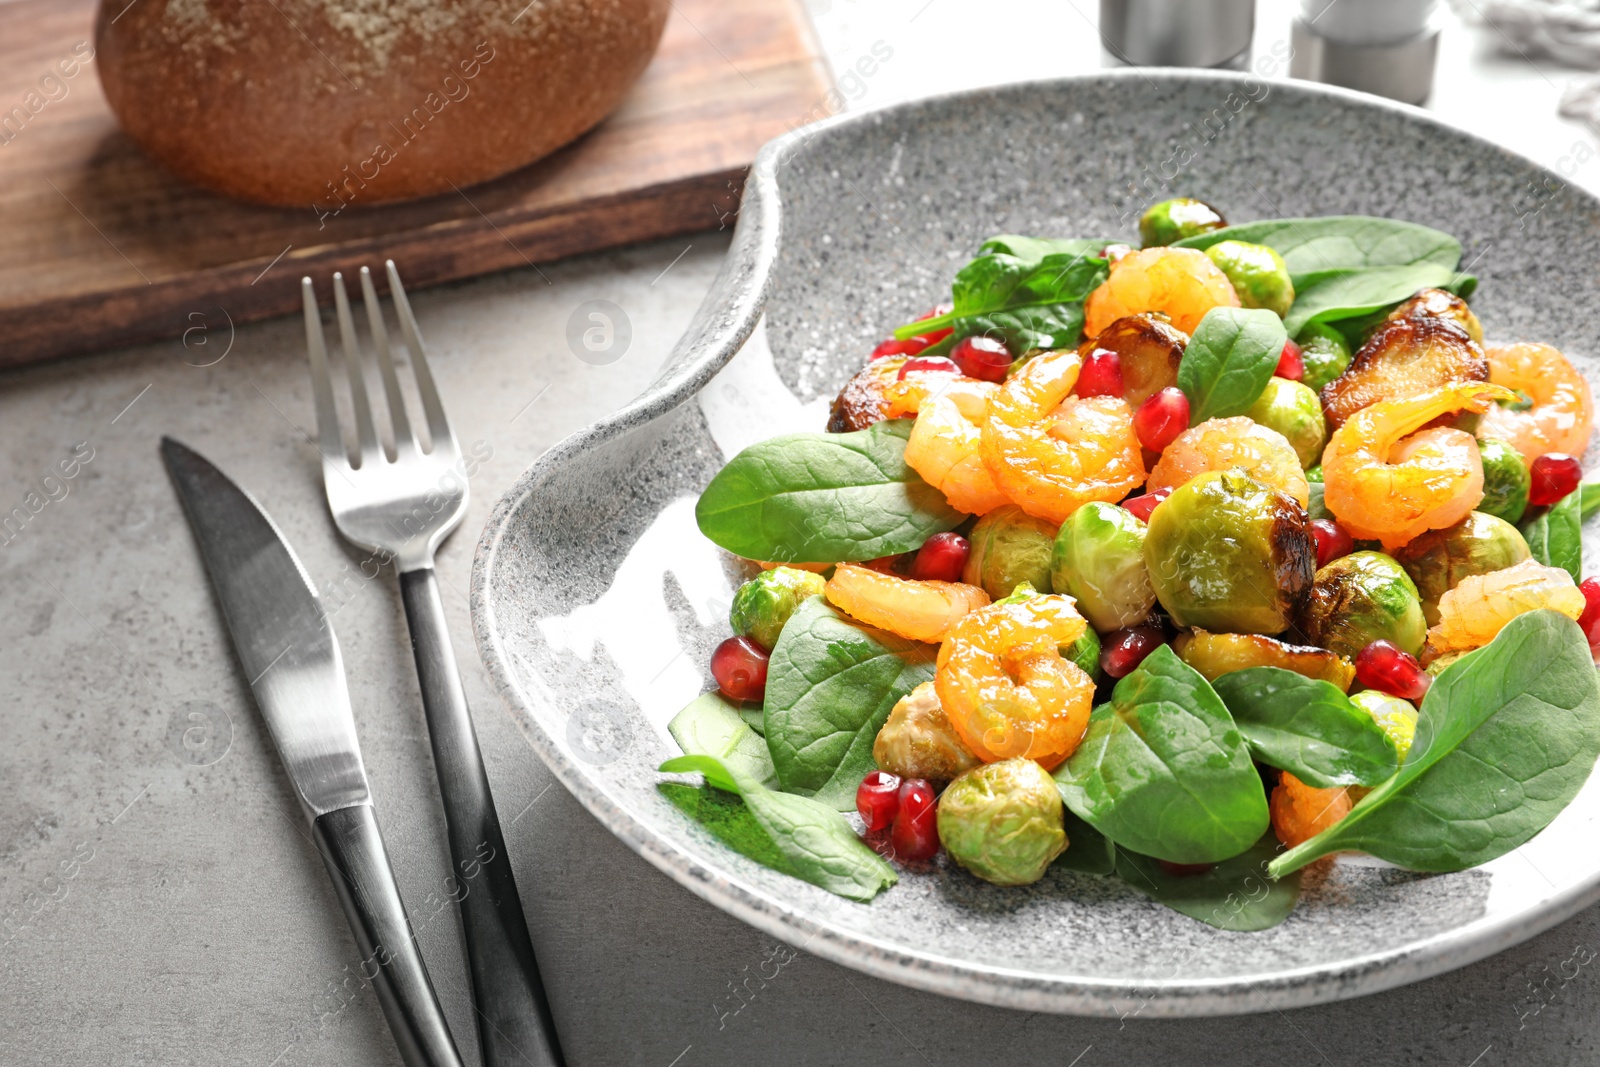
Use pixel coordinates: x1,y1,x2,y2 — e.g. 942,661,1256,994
764,598,937,809
1522,488,1584,583
1580,481,1600,522
669,692,778,789
1306,480,1330,522
695,420,965,564
1283,262,1464,336
1175,307,1288,424
1056,810,1116,875
1212,668,1399,788
660,754,898,901
1269,610,1600,877
1173,216,1462,281
1113,834,1301,932
659,783,792,873
1053,645,1270,864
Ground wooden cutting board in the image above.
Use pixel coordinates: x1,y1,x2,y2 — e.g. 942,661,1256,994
0,0,830,366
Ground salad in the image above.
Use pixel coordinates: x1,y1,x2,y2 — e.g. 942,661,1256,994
657,197,1600,931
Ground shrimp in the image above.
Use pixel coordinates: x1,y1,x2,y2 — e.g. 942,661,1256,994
1321,381,1516,550
935,594,1094,769
1270,772,1351,850
1146,417,1310,508
883,373,1011,514
1083,247,1240,337
825,563,990,644
1475,342,1595,463
1424,558,1585,656
980,348,1146,525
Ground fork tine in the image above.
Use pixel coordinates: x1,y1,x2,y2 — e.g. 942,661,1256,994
358,266,417,456
386,260,454,451
332,272,382,466
302,277,350,468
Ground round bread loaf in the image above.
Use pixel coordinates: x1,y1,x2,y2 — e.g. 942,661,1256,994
95,0,669,206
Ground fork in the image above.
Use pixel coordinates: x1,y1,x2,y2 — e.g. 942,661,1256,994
302,262,564,1067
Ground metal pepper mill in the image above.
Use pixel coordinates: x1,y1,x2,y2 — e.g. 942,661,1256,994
1292,0,1441,105
1099,0,1255,69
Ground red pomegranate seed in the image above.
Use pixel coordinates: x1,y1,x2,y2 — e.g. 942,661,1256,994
1354,640,1429,702
1157,860,1215,878
1275,339,1305,382
1101,625,1165,679
1133,387,1191,452
950,336,1012,383
1122,486,1172,523
1310,518,1355,569
871,337,929,360
711,636,769,701
891,778,940,861
857,770,901,832
913,304,955,345
897,356,960,380
1579,578,1600,658
909,532,970,583
1529,453,1582,507
1075,349,1124,398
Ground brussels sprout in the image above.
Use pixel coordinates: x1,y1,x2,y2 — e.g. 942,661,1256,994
1050,501,1156,632
1321,316,1487,430
1204,241,1295,318
827,357,904,433
730,567,827,650
1298,551,1426,658
1387,287,1484,345
1138,197,1227,248
1349,690,1417,763
936,758,1068,886
1174,629,1355,690
963,505,1059,599
1068,626,1104,684
872,681,981,782
1478,438,1531,525
1246,378,1328,469
1391,511,1531,625
1296,322,1353,393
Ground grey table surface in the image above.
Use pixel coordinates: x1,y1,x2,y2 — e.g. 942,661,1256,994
9,2,1600,1065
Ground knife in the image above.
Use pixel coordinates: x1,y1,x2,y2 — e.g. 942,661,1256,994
162,437,465,1067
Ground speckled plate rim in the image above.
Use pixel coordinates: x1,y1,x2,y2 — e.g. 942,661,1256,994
471,69,1600,1016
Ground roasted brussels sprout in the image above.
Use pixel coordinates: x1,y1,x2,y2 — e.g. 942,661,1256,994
730,566,827,650
1138,197,1227,248
963,505,1059,599
872,681,981,782
936,758,1068,886
827,358,904,432
1296,322,1353,393
1078,313,1187,407
1050,501,1157,632
1391,511,1531,625
1320,316,1488,430
1144,469,1316,635
1386,287,1484,345
1068,626,1104,684
1478,438,1531,525
1298,551,1426,658
1246,378,1328,469
1349,689,1417,763
1305,465,1324,483
1174,629,1355,691
1204,240,1295,318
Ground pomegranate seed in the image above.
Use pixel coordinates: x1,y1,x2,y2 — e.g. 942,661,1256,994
1275,340,1305,382
1354,640,1430,702
909,532,970,582
1101,625,1165,679
913,304,954,345
1122,486,1171,523
950,336,1012,383
1075,349,1124,398
857,770,901,832
891,778,940,861
897,356,960,380
1529,453,1582,506
1157,860,1215,878
871,337,929,360
1133,387,1191,452
1579,578,1600,658
711,636,769,701
1310,518,1355,569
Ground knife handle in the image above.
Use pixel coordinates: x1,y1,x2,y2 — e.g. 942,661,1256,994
399,566,565,1067
313,804,466,1067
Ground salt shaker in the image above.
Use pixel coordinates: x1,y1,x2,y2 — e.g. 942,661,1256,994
1099,0,1255,69
1291,0,1441,104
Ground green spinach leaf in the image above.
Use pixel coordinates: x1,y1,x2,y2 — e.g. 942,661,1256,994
1173,216,1462,281
695,420,965,563
764,598,937,809
1212,668,1399,788
1053,645,1270,864
1283,262,1465,336
1113,834,1301,932
669,692,778,788
1175,307,1288,424
659,783,792,873
1522,488,1584,583
1580,481,1600,522
1269,610,1600,877
1056,810,1116,874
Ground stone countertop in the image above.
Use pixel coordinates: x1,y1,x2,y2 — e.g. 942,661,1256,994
6,2,1600,1065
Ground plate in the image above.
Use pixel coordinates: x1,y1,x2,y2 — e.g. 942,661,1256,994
471,70,1600,1016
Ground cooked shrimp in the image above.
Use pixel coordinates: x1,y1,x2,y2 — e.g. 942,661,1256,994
935,594,1094,770
825,563,990,644
882,373,1011,514
882,371,995,419
980,348,1146,524
1146,416,1310,508
1270,772,1351,850
1475,342,1595,463
1321,381,1515,550
1425,558,1585,656
1083,247,1240,337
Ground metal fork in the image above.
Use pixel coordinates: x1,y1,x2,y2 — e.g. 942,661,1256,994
302,262,563,1067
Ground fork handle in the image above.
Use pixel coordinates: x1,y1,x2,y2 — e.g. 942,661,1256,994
399,566,565,1067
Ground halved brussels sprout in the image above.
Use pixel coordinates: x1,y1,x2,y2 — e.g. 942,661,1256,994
1348,689,1417,763
827,357,904,432
1478,438,1531,525
937,757,1068,886
1247,378,1328,469
1386,287,1484,345
872,681,981,782
1204,240,1295,318
1050,501,1156,632
1144,469,1316,635
1320,316,1488,430
1298,551,1426,658
730,566,827,650
1079,313,1187,407
1296,322,1353,393
963,505,1059,599
1174,629,1355,691
1139,197,1227,248
1391,511,1531,625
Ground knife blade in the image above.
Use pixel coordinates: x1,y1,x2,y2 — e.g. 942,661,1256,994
162,437,465,1067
